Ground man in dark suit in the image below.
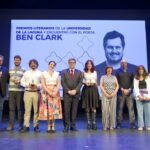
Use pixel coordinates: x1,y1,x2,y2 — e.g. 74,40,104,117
61,58,83,132
95,30,137,84
0,55,9,124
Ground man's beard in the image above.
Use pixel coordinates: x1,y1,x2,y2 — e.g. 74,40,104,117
31,66,36,70
15,63,20,67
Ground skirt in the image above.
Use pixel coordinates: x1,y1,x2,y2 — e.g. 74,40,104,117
39,84,62,120
81,85,99,109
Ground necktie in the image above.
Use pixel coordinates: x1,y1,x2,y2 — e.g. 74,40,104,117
70,69,74,80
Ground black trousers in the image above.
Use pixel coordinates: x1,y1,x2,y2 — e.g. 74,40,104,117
8,91,24,126
63,94,79,128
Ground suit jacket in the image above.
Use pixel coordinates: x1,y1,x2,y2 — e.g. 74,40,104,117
61,68,83,98
95,61,138,84
0,66,9,97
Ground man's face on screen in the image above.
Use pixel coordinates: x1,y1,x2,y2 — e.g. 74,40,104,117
104,37,124,64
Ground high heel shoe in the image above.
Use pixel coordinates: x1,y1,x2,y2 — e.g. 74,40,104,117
46,130,51,133
51,126,56,133
47,125,51,133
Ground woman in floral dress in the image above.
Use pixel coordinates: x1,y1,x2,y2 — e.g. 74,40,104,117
39,61,62,133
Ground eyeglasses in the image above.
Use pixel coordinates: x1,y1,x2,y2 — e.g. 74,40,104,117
69,61,76,64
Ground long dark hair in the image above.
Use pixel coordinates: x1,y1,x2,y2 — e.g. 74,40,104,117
135,65,148,80
84,60,95,73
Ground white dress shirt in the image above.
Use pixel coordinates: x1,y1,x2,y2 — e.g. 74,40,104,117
21,69,42,91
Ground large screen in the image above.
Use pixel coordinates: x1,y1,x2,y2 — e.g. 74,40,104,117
10,20,147,72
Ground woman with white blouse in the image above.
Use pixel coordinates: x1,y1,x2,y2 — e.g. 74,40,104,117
81,60,99,130
134,65,150,131
39,61,62,133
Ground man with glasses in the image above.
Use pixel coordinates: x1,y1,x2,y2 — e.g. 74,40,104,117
61,58,83,132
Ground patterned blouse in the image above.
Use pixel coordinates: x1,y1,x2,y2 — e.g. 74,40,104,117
101,75,116,95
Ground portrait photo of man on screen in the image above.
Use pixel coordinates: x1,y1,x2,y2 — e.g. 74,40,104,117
95,30,137,83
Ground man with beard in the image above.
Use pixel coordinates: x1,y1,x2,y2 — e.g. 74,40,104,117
95,30,137,84
21,59,42,132
7,55,25,131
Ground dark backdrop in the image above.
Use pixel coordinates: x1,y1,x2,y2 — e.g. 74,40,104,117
0,0,150,9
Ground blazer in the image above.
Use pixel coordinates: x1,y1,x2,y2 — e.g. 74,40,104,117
61,68,83,97
0,66,9,97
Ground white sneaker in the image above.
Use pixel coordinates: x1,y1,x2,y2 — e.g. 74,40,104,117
110,127,114,130
138,127,143,131
146,127,150,131
103,127,107,131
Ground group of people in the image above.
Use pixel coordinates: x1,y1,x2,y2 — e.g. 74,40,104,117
0,55,63,133
0,54,150,133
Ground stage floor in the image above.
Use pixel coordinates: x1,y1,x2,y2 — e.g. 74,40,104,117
0,118,150,150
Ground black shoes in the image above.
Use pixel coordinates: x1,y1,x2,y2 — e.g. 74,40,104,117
18,126,23,131
117,123,122,129
92,124,97,130
87,124,91,130
47,130,51,133
47,128,56,133
70,127,78,131
51,129,56,133
63,126,78,132
86,123,97,130
21,127,30,132
63,127,69,133
130,123,136,129
116,123,136,129
21,126,40,133
34,126,40,133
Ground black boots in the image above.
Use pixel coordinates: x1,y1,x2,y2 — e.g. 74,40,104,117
92,111,97,130
86,111,97,130
86,112,91,130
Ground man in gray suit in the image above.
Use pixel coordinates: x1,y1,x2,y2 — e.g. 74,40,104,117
61,58,83,132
